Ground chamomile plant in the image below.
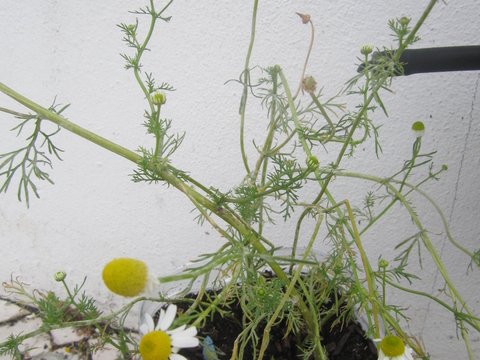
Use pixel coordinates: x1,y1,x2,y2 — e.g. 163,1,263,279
1,0,479,359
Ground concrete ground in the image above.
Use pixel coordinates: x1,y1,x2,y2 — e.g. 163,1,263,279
0,297,138,360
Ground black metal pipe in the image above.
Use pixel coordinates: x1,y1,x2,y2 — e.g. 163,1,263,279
357,45,480,76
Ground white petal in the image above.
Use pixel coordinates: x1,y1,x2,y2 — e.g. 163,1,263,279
144,313,155,333
156,308,166,330
167,325,186,335
404,347,414,360
159,304,177,331
171,328,200,348
143,269,160,296
176,326,197,338
139,324,149,336
169,353,187,360
171,347,180,354
171,336,200,348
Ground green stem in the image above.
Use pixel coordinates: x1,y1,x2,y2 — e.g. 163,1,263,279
398,0,437,55
313,79,386,205
359,168,447,237
258,214,326,360
314,0,438,206
344,200,380,338
378,183,478,331
279,69,360,246
239,0,259,175
191,262,242,328
399,137,420,193
258,68,279,234
132,0,174,114
293,17,315,99
383,278,480,331
153,104,163,159
309,92,336,142
330,169,476,260
61,280,121,351
0,82,139,163
381,266,386,308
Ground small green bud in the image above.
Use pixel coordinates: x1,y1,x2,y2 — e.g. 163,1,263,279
258,289,265,296
306,156,319,170
398,16,411,26
379,259,389,269
442,164,448,171
285,160,295,169
151,91,166,106
360,45,373,55
127,24,136,32
54,270,66,282
272,64,281,73
412,121,425,138
302,75,317,94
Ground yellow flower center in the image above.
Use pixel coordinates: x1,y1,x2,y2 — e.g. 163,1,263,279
381,335,405,357
152,92,166,105
102,258,147,297
411,121,425,131
139,330,172,360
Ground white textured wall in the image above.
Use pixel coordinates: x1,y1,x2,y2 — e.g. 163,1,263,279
1,1,479,359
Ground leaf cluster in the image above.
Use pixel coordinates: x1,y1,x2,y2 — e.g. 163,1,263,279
0,99,66,207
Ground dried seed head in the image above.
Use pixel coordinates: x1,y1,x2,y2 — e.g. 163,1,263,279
296,12,311,24
302,75,317,94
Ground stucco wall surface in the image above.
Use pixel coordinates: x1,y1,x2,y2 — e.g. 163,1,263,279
1,1,479,359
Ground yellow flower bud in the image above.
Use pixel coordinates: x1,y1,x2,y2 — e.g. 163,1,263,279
102,258,158,297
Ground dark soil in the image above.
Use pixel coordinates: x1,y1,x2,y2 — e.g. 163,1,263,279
158,290,378,360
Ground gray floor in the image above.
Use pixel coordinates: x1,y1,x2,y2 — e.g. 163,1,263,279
0,297,136,359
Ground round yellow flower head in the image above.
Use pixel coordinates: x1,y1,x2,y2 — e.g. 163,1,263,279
102,258,158,297
139,305,199,360
140,331,172,360
376,335,414,360
381,335,405,356
412,121,425,138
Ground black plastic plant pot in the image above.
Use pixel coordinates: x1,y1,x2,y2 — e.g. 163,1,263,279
139,247,384,360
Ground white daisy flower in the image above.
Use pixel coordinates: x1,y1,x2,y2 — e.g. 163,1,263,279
102,258,159,297
375,335,414,360
139,304,199,360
